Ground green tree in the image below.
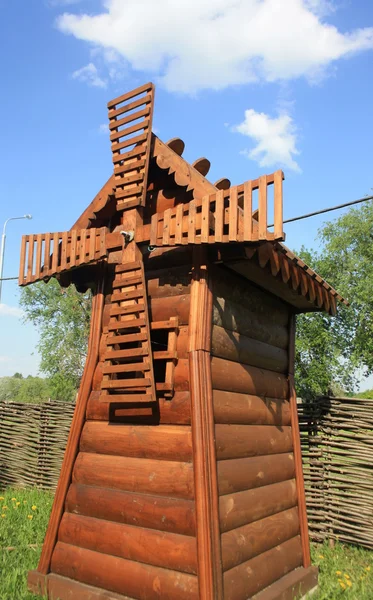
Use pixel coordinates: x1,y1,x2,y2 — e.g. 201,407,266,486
20,279,91,401
0,374,52,404
295,201,373,399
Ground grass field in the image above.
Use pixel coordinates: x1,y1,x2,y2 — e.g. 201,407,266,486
0,487,372,599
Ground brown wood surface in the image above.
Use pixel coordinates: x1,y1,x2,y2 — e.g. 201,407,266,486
212,297,288,349
211,357,289,398
219,479,297,532
223,536,303,600
86,390,191,424
215,424,293,460
189,248,223,600
252,566,318,600
73,452,194,499
47,573,135,600
37,268,106,575
212,325,288,373
288,314,312,569
218,454,295,496
80,422,192,461
51,543,199,600
221,507,300,571
213,390,291,426
150,294,190,324
58,513,197,574
66,483,196,536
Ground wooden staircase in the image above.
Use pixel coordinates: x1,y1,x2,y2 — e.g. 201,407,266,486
100,260,157,403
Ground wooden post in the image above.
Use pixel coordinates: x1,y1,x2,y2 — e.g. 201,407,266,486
288,313,311,568
189,247,223,600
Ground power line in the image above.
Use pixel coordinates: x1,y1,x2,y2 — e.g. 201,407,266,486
268,194,373,228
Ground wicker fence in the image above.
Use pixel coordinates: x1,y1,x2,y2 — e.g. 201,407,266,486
1,396,373,550
0,400,75,490
299,396,373,550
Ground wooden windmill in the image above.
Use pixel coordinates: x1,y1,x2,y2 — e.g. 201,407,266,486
20,83,347,600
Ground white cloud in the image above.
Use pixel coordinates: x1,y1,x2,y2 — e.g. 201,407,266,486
233,109,301,172
0,304,25,318
56,0,373,93
72,62,106,88
98,123,109,134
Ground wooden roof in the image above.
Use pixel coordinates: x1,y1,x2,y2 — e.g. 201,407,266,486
69,134,347,315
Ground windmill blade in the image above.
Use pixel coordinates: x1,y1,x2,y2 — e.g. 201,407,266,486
144,171,285,247
107,83,155,211
19,227,107,286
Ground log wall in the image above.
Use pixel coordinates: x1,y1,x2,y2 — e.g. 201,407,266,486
210,265,303,599
50,248,199,599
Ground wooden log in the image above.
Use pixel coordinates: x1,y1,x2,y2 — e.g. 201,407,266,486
212,326,288,373
143,246,193,271
221,507,300,571
59,513,197,574
213,390,291,426
73,452,194,499
223,536,303,600
47,573,134,600
211,357,289,398
215,424,293,460
252,566,319,600
218,454,295,496
211,267,290,326
150,294,190,325
219,478,297,532
66,483,196,536
174,358,189,391
80,422,192,461
212,297,288,349
86,390,192,424
51,543,199,600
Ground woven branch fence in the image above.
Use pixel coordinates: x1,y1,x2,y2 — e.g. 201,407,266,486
1,396,373,550
0,400,75,490
299,396,373,550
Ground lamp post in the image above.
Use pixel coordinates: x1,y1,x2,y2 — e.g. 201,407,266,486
0,214,32,304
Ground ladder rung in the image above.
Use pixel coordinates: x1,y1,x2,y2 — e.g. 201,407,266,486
109,304,145,317
112,289,145,302
112,274,143,288
101,378,152,389
102,362,150,374
114,261,142,273
100,393,155,404
107,318,146,332
106,332,148,345
104,348,148,360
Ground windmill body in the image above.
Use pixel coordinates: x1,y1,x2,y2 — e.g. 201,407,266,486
19,83,346,600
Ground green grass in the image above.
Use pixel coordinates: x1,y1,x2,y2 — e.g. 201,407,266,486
0,488,53,600
0,487,372,599
309,541,373,599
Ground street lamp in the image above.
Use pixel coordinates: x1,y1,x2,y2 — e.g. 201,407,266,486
0,214,32,303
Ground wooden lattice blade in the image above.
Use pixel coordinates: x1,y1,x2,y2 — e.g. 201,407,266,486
107,83,155,211
18,227,107,286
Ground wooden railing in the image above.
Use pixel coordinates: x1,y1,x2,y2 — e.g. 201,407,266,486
146,171,285,247
19,227,107,286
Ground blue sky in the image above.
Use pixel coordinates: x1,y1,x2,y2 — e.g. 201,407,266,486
0,0,372,386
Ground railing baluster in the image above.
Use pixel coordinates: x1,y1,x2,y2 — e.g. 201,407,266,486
215,190,224,242
274,170,284,240
26,235,35,283
60,231,68,272
43,233,51,276
70,230,77,268
188,200,196,244
258,175,268,240
19,235,27,285
228,186,238,242
243,180,253,242
89,228,96,260
34,234,43,282
163,208,171,246
174,203,183,244
201,195,210,243
51,233,59,274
